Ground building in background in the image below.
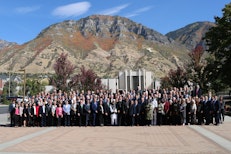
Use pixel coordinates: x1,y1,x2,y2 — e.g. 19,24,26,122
102,69,156,93
118,69,153,92
101,78,119,93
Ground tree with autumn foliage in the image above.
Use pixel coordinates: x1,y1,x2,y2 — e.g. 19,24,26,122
161,45,208,90
161,67,188,89
160,76,172,89
187,45,208,89
51,53,76,91
69,66,103,92
162,43,228,92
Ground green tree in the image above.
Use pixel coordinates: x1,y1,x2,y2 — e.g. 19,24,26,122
24,79,45,96
204,2,231,87
203,56,229,93
2,81,17,104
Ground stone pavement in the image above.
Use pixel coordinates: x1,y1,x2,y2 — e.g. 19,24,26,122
0,117,231,154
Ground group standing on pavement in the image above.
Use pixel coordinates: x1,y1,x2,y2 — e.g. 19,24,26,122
8,85,226,127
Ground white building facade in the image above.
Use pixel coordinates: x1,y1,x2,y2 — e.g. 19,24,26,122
102,69,154,92
101,78,119,93
118,69,153,92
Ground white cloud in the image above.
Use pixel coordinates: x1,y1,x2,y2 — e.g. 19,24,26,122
125,6,152,18
99,4,129,15
136,6,152,13
52,2,91,17
15,6,40,14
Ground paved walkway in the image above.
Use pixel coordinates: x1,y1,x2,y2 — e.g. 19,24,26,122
0,117,230,154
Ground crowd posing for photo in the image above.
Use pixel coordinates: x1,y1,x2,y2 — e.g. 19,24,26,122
8,85,226,127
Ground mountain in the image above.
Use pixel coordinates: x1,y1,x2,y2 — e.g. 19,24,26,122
0,39,17,50
0,15,190,78
166,22,215,51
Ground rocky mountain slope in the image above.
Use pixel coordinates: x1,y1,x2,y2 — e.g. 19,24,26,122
166,21,215,51
0,15,191,78
0,39,17,50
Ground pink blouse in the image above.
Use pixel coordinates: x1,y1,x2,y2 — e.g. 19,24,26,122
56,107,63,117
15,108,19,115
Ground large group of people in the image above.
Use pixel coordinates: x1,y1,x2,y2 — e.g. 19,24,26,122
8,85,226,128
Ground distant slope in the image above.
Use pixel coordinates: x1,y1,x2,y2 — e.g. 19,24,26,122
0,15,190,78
166,21,215,51
0,39,17,50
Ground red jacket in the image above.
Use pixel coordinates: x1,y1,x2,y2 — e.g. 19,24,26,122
36,106,40,117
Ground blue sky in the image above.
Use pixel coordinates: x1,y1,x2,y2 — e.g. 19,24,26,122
0,0,230,44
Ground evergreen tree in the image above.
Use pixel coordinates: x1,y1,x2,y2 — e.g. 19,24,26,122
25,79,45,96
2,81,17,104
204,2,231,87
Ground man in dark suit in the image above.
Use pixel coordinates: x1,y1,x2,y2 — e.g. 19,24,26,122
30,103,37,126
39,100,48,127
213,96,221,125
140,97,147,126
128,100,135,126
193,85,202,98
77,99,85,127
91,97,98,126
197,97,204,125
46,100,53,126
97,98,105,126
84,99,91,126
134,99,141,126
116,96,126,126
8,100,16,127
171,97,180,125
103,98,110,126
204,96,211,125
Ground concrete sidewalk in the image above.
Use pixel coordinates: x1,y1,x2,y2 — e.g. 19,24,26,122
0,116,230,154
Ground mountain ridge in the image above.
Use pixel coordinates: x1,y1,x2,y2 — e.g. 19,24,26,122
0,15,196,78
0,39,17,50
166,21,215,51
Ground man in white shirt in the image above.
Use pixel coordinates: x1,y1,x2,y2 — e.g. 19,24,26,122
151,94,158,126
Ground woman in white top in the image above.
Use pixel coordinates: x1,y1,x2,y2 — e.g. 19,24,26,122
51,101,57,126
191,99,197,124
180,99,187,126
